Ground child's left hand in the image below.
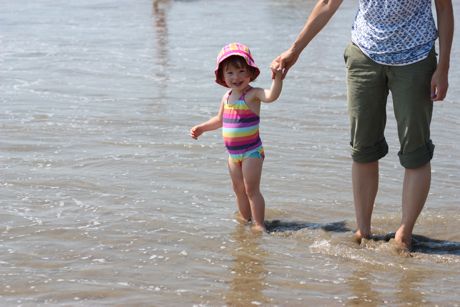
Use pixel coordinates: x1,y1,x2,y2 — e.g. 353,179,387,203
270,65,283,80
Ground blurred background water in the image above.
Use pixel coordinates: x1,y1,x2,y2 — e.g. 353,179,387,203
1,0,459,305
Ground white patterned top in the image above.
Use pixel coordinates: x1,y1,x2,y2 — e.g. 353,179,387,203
351,0,438,66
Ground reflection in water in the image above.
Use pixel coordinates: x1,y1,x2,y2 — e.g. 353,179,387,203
226,225,269,305
152,0,170,82
347,266,428,306
347,267,381,306
396,269,427,305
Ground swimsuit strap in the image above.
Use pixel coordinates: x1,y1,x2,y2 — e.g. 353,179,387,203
225,90,232,104
239,86,252,101
226,87,252,103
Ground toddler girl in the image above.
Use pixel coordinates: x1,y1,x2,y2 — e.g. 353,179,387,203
190,42,283,232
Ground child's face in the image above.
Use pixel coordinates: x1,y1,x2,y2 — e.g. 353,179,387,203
223,63,251,91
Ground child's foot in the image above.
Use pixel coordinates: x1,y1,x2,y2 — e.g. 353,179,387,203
235,212,251,224
251,223,267,233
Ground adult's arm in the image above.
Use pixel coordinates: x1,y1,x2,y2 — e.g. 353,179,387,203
432,0,454,101
271,0,343,78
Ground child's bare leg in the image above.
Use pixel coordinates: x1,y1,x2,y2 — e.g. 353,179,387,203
242,158,266,231
228,158,252,222
352,161,379,242
396,162,431,250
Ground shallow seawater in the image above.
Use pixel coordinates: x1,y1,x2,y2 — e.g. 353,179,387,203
1,0,459,305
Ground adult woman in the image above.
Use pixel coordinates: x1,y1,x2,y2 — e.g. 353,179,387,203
272,0,454,250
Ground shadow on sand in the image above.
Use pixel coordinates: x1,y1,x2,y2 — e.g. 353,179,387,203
266,220,351,234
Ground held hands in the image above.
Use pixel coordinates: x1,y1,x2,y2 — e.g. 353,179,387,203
270,47,300,79
270,66,283,81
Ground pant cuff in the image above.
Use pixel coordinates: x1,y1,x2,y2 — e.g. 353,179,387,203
351,138,389,163
398,140,434,169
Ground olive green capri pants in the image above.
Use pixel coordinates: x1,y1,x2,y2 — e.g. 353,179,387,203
344,43,437,169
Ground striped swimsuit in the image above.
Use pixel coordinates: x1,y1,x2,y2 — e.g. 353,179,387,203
222,89,264,163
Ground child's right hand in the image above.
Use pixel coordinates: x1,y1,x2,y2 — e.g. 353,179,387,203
189,126,203,139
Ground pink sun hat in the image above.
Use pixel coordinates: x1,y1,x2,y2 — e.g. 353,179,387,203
214,42,260,87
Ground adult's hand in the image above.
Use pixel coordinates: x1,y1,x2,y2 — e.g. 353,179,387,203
431,0,453,101
271,48,300,79
431,67,449,101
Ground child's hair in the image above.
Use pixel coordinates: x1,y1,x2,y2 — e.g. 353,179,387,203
216,55,259,85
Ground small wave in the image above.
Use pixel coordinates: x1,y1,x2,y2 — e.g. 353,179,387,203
266,219,460,266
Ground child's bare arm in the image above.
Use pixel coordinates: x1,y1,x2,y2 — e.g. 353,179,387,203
190,100,224,139
253,71,283,103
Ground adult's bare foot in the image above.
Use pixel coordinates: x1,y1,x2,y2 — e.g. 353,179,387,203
395,227,412,252
354,230,370,244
